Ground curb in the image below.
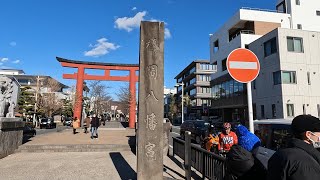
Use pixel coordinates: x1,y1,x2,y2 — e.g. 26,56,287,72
15,144,135,153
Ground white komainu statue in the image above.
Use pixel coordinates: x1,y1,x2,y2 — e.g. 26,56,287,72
0,78,15,118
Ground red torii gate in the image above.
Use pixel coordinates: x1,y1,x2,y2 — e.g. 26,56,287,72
56,57,139,128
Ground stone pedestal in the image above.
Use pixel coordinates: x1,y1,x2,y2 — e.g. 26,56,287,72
0,118,24,159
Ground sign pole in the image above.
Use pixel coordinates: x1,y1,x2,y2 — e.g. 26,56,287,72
227,47,259,134
247,82,254,133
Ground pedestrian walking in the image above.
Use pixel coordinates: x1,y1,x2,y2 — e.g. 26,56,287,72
267,115,320,180
90,114,100,139
83,115,91,133
218,122,238,153
72,117,79,134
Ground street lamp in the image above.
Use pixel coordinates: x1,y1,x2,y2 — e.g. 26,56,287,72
175,82,184,124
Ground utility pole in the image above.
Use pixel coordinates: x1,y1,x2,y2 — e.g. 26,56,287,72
33,75,40,127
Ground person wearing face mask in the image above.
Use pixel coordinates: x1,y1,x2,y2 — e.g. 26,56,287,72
267,114,320,180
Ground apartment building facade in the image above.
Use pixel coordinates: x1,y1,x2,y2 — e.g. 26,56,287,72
250,28,320,119
209,0,320,121
175,60,216,118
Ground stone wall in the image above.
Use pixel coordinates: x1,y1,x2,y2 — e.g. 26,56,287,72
0,118,24,159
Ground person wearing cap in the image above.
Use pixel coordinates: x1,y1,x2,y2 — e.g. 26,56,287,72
267,115,320,180
218,122,238,152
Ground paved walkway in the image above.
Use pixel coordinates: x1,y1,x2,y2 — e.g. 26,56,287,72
24,127,135,145
0,123,187,180
0,151,185,180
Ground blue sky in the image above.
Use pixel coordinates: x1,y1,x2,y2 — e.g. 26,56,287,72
0,0,276,99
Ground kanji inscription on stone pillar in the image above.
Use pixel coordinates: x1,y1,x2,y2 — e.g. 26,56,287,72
137,21,164,180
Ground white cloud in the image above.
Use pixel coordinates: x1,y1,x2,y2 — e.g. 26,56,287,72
164,28,171,39
115,12,172,39
114,11,147,32
9,41,17,46
12,59,20,64
1,58,9,62
84,38,120,57
0,62,3,66
132,7,137,11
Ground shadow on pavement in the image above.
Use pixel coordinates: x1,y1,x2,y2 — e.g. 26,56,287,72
163,165,185,179
167,155,202,180
110,152,137,180
120,122,129,128
22,135,33,144
127,136,136,155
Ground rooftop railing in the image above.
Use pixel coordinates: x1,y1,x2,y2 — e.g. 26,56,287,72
241,7,284,13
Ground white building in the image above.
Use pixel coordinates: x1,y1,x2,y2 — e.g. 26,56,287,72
250,28,320,119
209,0,320,121
0,69,25,75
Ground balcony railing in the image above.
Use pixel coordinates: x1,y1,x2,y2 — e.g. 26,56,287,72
229,30,255,41
241,7,282,13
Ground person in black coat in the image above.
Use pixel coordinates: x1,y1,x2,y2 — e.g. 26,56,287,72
267,115,320,180
90,114,100,139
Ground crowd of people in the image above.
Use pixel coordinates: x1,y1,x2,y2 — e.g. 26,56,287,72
203,114,320,180
71,114,100,139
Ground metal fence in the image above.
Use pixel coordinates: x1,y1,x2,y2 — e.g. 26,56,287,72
172,137,226,180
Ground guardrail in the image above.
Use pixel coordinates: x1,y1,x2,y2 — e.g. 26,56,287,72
173,135,226,180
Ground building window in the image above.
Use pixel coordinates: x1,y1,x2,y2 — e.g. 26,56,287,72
222,58,227,71
177,77,183,83
199,75,210,81
213,40,219,53
272,104,276,118
200,64,213,70
273,71,296,85
261,105,265,119
287,104,295,117
307,72,311,85
201,99,211,106
296,0,300,5
253,80,256,89
189,67,196,74
264,37,277,57
303,104,306,114
282,71,296,84
287,37,303,53
190,78,196,85
200,87,208,93
189,88,196,96
317,11,320,16
297,24,302,29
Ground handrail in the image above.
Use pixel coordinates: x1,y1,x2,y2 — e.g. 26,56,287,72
172,137,226,180
190,143,226,162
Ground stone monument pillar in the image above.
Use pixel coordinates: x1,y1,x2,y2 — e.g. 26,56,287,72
0,76,24,159
137,21,164,179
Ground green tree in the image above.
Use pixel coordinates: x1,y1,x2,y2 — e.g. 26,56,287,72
169,94,177,120
17,86,35,116
61,99,73,117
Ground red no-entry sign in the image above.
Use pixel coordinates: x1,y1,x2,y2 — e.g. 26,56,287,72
227,48,260,83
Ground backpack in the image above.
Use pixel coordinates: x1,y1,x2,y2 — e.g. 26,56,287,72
251,146,276,170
